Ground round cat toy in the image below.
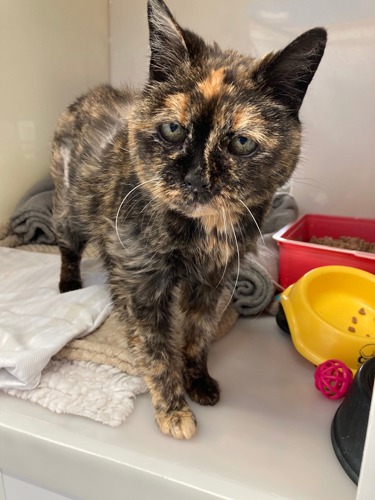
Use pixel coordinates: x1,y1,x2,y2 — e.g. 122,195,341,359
314,360,353,400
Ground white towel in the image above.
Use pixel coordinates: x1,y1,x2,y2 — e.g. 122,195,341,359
4,359,147,426
0,248,111,390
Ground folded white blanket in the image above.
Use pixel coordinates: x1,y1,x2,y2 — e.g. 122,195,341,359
4,359,147,426
0,248,111,390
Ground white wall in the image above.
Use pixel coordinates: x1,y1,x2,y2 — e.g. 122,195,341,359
0,0,109,224
110,0,375,218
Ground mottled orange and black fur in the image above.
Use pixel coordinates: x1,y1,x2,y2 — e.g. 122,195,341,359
51,0,326,439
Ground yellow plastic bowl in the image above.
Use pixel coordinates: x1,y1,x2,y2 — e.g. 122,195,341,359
280,266,375,373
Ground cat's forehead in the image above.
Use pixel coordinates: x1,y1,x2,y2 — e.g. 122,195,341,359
196,67,227,101
194,57,256,101
159,62,274,135
195,56,257,98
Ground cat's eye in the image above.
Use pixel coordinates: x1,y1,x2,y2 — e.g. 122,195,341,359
158,122,187,144
228,135,258,156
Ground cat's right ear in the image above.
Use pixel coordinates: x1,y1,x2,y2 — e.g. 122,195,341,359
147,0,189,82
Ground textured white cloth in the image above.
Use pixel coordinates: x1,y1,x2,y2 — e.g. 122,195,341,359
0,248,111,390
4,359,147,426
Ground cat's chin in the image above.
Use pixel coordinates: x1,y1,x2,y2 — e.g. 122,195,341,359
183,202,218,219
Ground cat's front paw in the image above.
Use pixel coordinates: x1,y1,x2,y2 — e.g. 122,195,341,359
185,373,220,406
59,279,82,293
155,409,197,439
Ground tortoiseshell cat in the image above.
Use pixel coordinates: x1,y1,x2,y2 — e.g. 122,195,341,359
51,0,326,439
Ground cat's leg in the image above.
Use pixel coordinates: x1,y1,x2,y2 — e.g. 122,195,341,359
180,282,223,406
109,269,197,439
55,223,86,293
52,188,86,292
134,328,196,440
215,287,239,340
51,137,87,293
58,242,85,293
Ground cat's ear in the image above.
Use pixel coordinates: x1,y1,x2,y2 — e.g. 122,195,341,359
254,28,327,114
147,0,189,82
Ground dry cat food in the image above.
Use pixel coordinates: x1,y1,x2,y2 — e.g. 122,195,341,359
347,309,370,334
310,235,375,253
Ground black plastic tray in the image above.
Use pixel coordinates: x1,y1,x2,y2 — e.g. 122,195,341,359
331,357,375,484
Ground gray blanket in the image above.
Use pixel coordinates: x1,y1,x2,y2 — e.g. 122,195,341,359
9,174,55,244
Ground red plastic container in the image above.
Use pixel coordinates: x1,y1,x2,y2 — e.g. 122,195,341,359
273,214,375,288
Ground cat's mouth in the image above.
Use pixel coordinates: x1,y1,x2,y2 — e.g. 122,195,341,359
189,204,217,218
181,198,219,219
163,185,220,219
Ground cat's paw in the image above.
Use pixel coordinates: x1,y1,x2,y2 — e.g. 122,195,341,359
155,409,197,439
186,374,220,406
59,279,82,293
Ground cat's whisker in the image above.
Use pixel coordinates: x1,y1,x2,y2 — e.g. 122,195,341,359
220,221,240,318
236,197,277,316
115,189,147,230
215,208,229,289
143,202,165,248
237,198,266,249
290,175,323,190
140,200,153,214
120,193,144,222
140,199,154,232
115,177,159,250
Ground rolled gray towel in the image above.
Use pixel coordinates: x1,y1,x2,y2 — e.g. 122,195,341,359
228,260,274,317
229,235,279,316
9,174,55,244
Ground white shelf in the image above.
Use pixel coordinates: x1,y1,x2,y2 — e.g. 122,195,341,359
0,316,356,499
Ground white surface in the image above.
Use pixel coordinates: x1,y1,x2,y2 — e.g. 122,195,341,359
0,0,109,224
2,473,72,500
0,317,356,500
110,0,375,218
0,470,5,500
356,383,375,500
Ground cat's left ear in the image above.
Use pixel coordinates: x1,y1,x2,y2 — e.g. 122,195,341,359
147,0,189,82
254,28,327,114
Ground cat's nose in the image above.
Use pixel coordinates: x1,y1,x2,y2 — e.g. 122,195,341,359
184,171,211,194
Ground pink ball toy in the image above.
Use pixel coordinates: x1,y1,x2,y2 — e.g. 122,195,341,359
314,360,353,400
